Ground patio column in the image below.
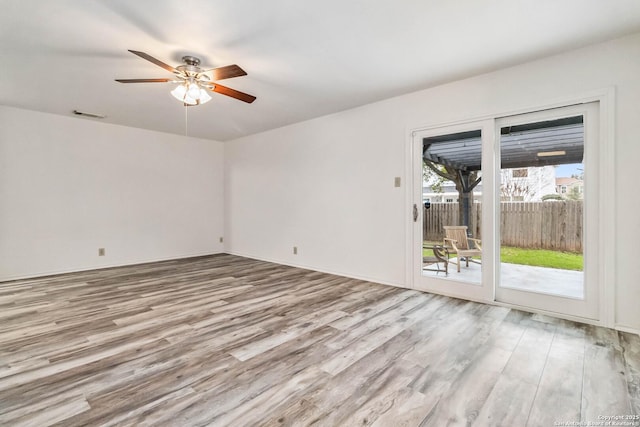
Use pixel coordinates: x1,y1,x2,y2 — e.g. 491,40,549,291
459,171,472,233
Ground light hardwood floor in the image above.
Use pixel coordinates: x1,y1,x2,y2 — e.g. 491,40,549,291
1,254,638,426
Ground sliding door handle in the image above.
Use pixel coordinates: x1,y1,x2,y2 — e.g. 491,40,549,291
413,204,418,222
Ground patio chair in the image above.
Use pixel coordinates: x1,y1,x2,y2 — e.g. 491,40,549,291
423,244,449,276
443,226,482,273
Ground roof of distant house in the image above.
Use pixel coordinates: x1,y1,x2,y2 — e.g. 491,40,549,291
556,177,582,185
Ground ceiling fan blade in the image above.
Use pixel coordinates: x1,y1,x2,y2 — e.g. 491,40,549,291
115,78,172,83
128,50,177,74
203,64,247,81
209,83,256,103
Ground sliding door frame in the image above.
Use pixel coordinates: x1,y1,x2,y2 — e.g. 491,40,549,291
405,88,615,327
410,119,495,303
494,102,599,319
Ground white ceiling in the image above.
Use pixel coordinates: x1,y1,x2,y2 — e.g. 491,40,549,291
2,0,640,142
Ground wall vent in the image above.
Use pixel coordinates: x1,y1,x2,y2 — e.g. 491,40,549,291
73,110,106,119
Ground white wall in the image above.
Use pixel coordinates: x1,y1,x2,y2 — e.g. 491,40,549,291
225,32,640,330
225,107,406,286
0,106,224,280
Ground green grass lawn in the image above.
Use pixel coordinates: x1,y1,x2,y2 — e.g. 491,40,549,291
423,243,583,271
500,246,583,271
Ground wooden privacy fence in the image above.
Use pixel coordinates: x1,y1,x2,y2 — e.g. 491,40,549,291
423,202,481,242
423,201,583,253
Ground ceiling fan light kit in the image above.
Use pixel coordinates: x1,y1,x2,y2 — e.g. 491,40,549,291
170,80,212,105
116,50,255,106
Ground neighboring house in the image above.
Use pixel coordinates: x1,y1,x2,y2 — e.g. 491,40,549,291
423,166,556,203
501,166,556,201
556,177,584,199
422,181,483,204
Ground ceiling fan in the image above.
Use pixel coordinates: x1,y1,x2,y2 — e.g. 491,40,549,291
115,50,256,105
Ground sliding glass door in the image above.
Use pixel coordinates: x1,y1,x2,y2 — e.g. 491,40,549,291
413,102,601,320
495,103,600,319
412,120,494,302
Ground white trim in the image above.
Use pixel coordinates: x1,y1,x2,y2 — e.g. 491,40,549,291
226,250,406,289
598,88,616,328
405,87,616,327
406,87,615,134
404,127,417,289
0,250,224,282
494,102,600,320
614,324,640,336
229,250,630,332
491,300,606,328
411,284,493,306
483,119,498,302
409,119,494,301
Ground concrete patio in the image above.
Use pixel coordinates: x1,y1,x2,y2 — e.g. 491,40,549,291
423,258,584,299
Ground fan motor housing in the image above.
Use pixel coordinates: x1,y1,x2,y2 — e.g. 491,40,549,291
182,56,201,66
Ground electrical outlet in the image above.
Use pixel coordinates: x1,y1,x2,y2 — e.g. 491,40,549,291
98,248,105,256
293,246,298,255
394,177,401,187
219,237,224,243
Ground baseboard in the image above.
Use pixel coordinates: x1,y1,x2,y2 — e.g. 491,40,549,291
614,324,640,336
227,251,640,331
0,251,223,283
225,250,406,289
11,250,637,335
490,300,606,328
412,285,494,306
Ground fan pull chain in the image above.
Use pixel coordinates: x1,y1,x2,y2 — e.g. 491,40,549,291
184,104,188,137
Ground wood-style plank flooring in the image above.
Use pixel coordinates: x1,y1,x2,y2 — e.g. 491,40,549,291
1,254,638,426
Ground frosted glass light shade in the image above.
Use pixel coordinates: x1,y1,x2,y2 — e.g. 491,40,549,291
199,89,212,104
170,83,212,105
170,84,190,103
187,82,200,99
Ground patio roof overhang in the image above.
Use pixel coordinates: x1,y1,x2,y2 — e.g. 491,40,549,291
423,116,584,172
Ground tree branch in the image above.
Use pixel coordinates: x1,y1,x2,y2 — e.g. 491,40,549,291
424,160,457,181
